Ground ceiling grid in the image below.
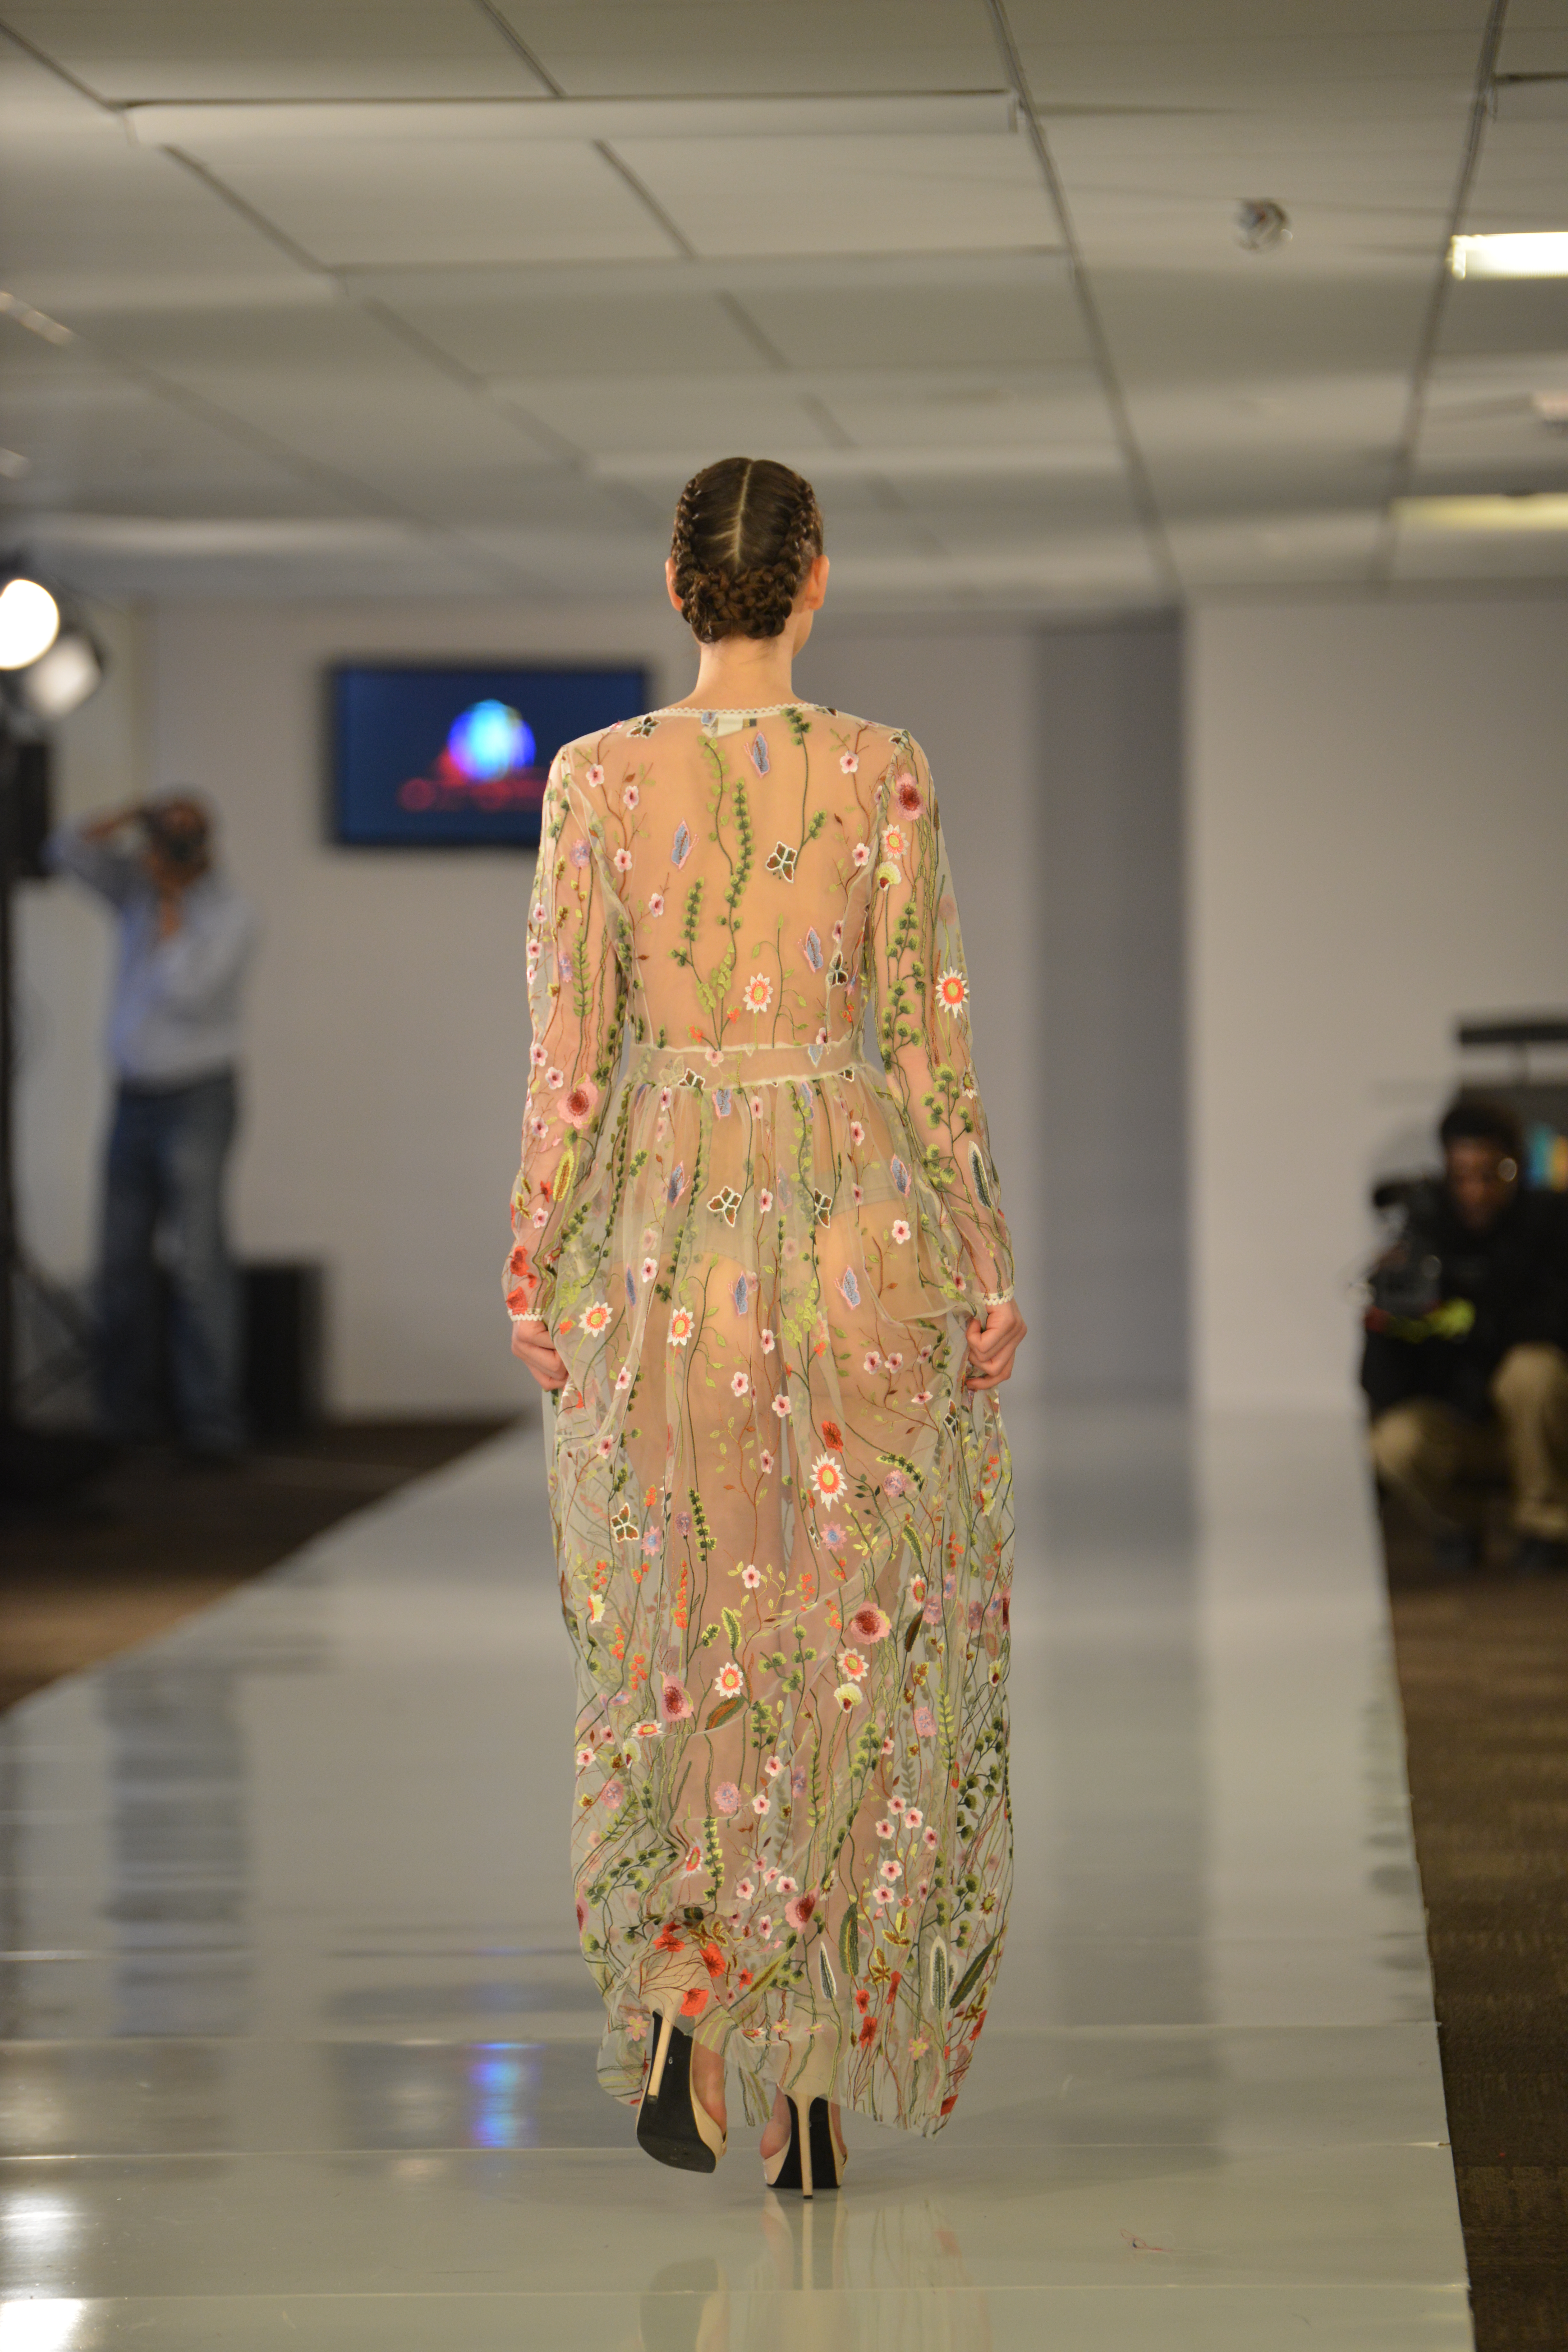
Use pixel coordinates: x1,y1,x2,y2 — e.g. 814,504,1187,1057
0,0,1562,604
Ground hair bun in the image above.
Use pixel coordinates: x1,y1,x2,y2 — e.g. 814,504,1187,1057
671,458,823,644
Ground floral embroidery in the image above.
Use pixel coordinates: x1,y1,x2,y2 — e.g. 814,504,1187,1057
507,714,1014,2142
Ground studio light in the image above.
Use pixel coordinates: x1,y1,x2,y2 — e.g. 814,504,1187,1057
17,629,105,721
0,576,60,670
1450,232,1568,278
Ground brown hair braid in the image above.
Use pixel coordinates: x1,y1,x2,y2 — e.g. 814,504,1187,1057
669,457,824,643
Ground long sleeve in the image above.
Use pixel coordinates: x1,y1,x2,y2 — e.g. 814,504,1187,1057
867,733,1015,1307
506,759,629,1328
44,824,140,905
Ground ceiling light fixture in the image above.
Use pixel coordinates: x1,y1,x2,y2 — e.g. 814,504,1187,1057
1236,200,1291,252
0,291,74,346
1394,493,1568,530
16,631,105,721
0,577,60,669
1449,232,1568,278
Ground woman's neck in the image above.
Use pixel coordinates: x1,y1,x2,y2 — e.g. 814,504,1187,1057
669,633,803,711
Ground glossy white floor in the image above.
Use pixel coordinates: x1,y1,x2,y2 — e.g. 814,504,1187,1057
0,1406,1470,2349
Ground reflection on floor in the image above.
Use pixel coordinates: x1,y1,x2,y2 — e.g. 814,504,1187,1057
0,1407,1471,2348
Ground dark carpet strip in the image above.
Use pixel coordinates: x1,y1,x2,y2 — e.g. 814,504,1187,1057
1385,1496,1568,2350
0,1418,516,1712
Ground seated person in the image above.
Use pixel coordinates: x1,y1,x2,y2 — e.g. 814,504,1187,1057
1364,1098,1568,1575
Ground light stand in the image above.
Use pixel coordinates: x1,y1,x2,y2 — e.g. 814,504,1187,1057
0,573,113,1499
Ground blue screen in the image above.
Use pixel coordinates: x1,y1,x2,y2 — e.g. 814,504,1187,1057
331,663,649,849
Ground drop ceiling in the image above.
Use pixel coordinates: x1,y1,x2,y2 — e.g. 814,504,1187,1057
0,0,1564,608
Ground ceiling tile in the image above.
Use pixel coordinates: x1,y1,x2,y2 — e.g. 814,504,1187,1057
369,285,775,378
611,133,1052,259
742,266,1083,372
170,136,678,269
0,3,548,101
491,3,1003,99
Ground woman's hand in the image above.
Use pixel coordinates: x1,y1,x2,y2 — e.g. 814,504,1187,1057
511,1319,571,1390
964,1298,1027,1394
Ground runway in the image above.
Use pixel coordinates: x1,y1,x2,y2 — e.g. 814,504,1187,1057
0,1404,1470,2348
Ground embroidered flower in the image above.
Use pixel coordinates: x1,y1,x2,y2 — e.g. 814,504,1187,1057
821,1522,845,1549
715,1781,741,1814
731,1370,751,1398
863,1349,882,1373
849,1119,866,1145
911,1387,934,1406
810,1453,846,1503
735,1875,755,1900
658,1676,693,1723
759,1449,775,1476
849,1604,891,1643
894,769,923,816
758,1188,774,1214
613,846,633,874
890,1218,912,1245
585,764,605,790
742,973,773,1014
784,1892,817,1930
545,1065,565,1090
880,1858,902,1883
640,1256,659,1283
715,1664,744,1699
647,891,665,917
668,1307,695,1347
851,841,870,868
838,1648,868,1683
771,1394,792,1419
530,1041,548,1068
904,1806,923,1829
937,968,969,1012
752,1792,770,1816
764,1755,783,1779
761,1329,776,1354
579,1299,611,1335
833,1683,862,1709
622,782,640,809
740,1562,763,1590
633,1720,663,1741
876,1816,895,1840
838,750,859,774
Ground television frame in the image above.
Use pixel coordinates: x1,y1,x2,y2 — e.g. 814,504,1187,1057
324,657,651,853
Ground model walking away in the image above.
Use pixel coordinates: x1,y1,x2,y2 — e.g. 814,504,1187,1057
507,457,1026,2191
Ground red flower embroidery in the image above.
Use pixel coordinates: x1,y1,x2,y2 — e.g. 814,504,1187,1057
821,1418,844,1450
680,1985,709,2018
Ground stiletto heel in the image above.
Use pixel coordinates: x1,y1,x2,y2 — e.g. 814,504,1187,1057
637,2003,726,2173
761,2035,845,2196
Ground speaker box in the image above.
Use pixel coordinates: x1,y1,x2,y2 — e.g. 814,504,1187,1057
242,1260,324,1438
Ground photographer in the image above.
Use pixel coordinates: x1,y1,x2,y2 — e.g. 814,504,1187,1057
1364,1098,1568,1575
46,795,255,1461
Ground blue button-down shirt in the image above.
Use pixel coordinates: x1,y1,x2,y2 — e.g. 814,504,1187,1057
46,826,256,1087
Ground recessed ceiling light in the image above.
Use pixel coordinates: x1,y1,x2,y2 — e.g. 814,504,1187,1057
1449,233,1568,278
1530,391,1568,429
1395,493,1568,530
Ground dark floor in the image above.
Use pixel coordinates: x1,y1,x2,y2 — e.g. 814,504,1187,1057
1383,1492,1568,2352
0,1418,516,1713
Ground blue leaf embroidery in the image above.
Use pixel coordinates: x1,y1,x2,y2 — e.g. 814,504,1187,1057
667,1162,686,1204
750,732,770,776
713,1087,732,1116
732,1273,750,1316
839,1266,861,1309
625,1268,636,1306
803,928,823,971
672,821,692,869
891,1155,911,1196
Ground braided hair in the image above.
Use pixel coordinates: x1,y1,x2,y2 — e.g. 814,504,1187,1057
669,457,824,643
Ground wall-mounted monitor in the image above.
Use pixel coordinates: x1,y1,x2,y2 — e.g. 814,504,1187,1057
329,662,649,850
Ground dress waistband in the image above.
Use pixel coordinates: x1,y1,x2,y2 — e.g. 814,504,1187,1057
629,1036,870,1088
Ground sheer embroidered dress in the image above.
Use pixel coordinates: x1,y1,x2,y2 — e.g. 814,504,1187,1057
506,702,1015,2136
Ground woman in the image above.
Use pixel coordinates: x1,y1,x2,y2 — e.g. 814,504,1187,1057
507,457,1026,2193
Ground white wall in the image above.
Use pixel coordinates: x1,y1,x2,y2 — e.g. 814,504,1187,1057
1188,594,1568,1413
20,597,1044,1415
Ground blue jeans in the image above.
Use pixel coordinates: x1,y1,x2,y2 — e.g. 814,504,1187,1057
98,1069,244,1452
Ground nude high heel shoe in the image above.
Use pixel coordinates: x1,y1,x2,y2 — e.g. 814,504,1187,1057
637,2002,726,2174
762,2034,845,2196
